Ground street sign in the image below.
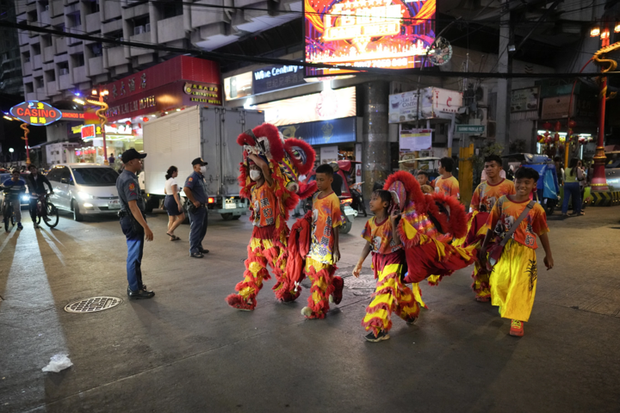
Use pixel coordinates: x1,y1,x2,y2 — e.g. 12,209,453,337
456,124,485,134
10,100,62,126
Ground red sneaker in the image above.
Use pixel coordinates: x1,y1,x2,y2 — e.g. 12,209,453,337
509,319,524,337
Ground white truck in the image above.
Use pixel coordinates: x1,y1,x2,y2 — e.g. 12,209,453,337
142,105,264,220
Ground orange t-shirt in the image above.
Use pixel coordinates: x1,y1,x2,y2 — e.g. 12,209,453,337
486,195,549,249
434,176,460,199
308,191,344,264
470,179,516,212
362,216,401,254
251,182,277,227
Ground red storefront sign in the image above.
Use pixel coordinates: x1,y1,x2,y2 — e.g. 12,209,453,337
102,56,222,121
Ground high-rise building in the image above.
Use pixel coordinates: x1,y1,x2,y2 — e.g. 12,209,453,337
1,0,23,96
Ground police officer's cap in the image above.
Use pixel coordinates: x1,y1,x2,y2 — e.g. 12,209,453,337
192,157,208,166
121,148,147,163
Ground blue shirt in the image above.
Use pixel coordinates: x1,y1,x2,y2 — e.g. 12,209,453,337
2,178,26,199
116,170,145,212
184,171,208,203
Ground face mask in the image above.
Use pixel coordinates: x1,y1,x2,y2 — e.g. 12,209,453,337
200,166,207,174
249,170,262,181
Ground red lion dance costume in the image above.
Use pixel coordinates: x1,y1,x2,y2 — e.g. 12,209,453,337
226,123,316,310
362,171,476,336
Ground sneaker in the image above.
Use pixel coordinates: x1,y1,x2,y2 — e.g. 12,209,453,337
199,247,209,254
190,252,204,258
301,306,313,318
127,287,155,299
509,319,524,337
364,330,390,342
17,223,23,230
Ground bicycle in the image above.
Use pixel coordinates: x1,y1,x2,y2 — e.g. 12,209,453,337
33,193,59,228
2,191,17,232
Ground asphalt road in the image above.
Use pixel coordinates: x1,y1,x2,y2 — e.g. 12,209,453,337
1,207,619,413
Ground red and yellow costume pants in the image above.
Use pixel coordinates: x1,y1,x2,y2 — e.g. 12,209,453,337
234,236,290,309
304,257,336,319
489,239,538,322
362,250,426,336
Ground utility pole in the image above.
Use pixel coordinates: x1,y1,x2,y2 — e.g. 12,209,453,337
496,0,512,154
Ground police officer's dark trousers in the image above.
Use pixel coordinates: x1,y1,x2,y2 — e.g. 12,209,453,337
120,215,145,291
188,206,208,254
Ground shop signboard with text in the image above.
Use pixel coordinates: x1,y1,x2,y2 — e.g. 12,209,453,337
389,87,462,123
279,117,356,146
305,0,436,76
253,65,305,94
10,101,62,125
256,87,356,126
399,128,432,152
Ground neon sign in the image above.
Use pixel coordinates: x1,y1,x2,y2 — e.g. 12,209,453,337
305,0,436,76
10,100,63,125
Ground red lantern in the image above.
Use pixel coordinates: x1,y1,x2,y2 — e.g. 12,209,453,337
143,117,149,122
554,133,560,142
542,122,552,130
545,137,552,144
110,124,116,128
554,121,561,132
568,120,577,129
125,121,131,126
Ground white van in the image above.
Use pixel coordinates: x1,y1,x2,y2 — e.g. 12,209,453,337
47,164,120,221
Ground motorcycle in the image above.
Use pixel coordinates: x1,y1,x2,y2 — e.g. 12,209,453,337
349,182,367,217
339,195,358,234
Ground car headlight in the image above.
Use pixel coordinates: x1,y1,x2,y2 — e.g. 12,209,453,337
78,191,92,200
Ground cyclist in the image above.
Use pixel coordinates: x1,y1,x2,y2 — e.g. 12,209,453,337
26,164,54,228
2,168,26,231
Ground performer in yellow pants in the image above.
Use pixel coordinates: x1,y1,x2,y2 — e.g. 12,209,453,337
304,257,338,319
361,252,426,340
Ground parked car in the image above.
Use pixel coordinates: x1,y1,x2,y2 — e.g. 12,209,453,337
47,164,120,221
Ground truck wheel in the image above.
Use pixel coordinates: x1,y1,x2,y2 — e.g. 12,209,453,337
221,213,240,221
72,201,83,222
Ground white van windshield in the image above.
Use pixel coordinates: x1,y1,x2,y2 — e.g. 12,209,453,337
71,168,118,186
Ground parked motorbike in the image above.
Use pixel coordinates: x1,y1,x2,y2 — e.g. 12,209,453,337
349,182,367,217
339,195,358,234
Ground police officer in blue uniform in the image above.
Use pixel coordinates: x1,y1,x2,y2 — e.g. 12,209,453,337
116,149,155,299
183,157,209,258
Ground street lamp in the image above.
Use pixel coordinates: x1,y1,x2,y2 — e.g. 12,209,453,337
74,88,110,165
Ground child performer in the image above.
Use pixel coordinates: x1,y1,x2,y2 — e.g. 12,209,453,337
301,164,345,319
467,155,515,302
353,190,425,342
479,167,553,337
433,157,460,199
226,154,289,310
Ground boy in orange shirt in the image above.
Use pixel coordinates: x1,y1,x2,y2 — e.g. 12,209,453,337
301,164,345,319
468,155,516,301
433,157,460,199
479,167,553,337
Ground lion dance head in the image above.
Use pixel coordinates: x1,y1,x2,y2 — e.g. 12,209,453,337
237,123,317,217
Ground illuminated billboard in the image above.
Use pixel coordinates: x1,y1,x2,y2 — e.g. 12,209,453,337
305,0,436,76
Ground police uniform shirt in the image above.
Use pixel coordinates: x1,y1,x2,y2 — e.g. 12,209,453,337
116,170,145,212
184,171,208,204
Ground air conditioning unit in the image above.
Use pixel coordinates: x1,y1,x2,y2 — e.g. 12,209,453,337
134,25,144,35
475,85,490,107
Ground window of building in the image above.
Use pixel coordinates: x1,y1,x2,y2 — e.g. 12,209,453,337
58,61,69,76
35,76,44,88
45,69,55,82
83,0,100,14
22,51,30,62
131,16,150,36
38,0,49,12
71,53,85,67
161,2,183,19
42,35,52,47
68,12,81,27
25,82,34,93
32,43,41,55
27,10,38,23
87,42,103,57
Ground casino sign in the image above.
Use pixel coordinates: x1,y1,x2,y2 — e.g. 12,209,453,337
10,100,63,126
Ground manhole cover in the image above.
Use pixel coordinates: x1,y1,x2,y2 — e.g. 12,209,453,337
64,297,122,313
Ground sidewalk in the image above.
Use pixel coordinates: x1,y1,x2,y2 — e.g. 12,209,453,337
0,208,619,412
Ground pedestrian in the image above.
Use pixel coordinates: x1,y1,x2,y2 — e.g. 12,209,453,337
561,158,583,217
26,164,54,229
415,170,432,188
301,164,345,319
352,189,425,342
183,157,209,258
225,154,292,310
433,157,460,199
1,169,26,230
116,149,155,299
108,152,115,166
577,159,587,213
466,155,515,302
164,166,185,241
330,162,343,196
479,167,553,337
